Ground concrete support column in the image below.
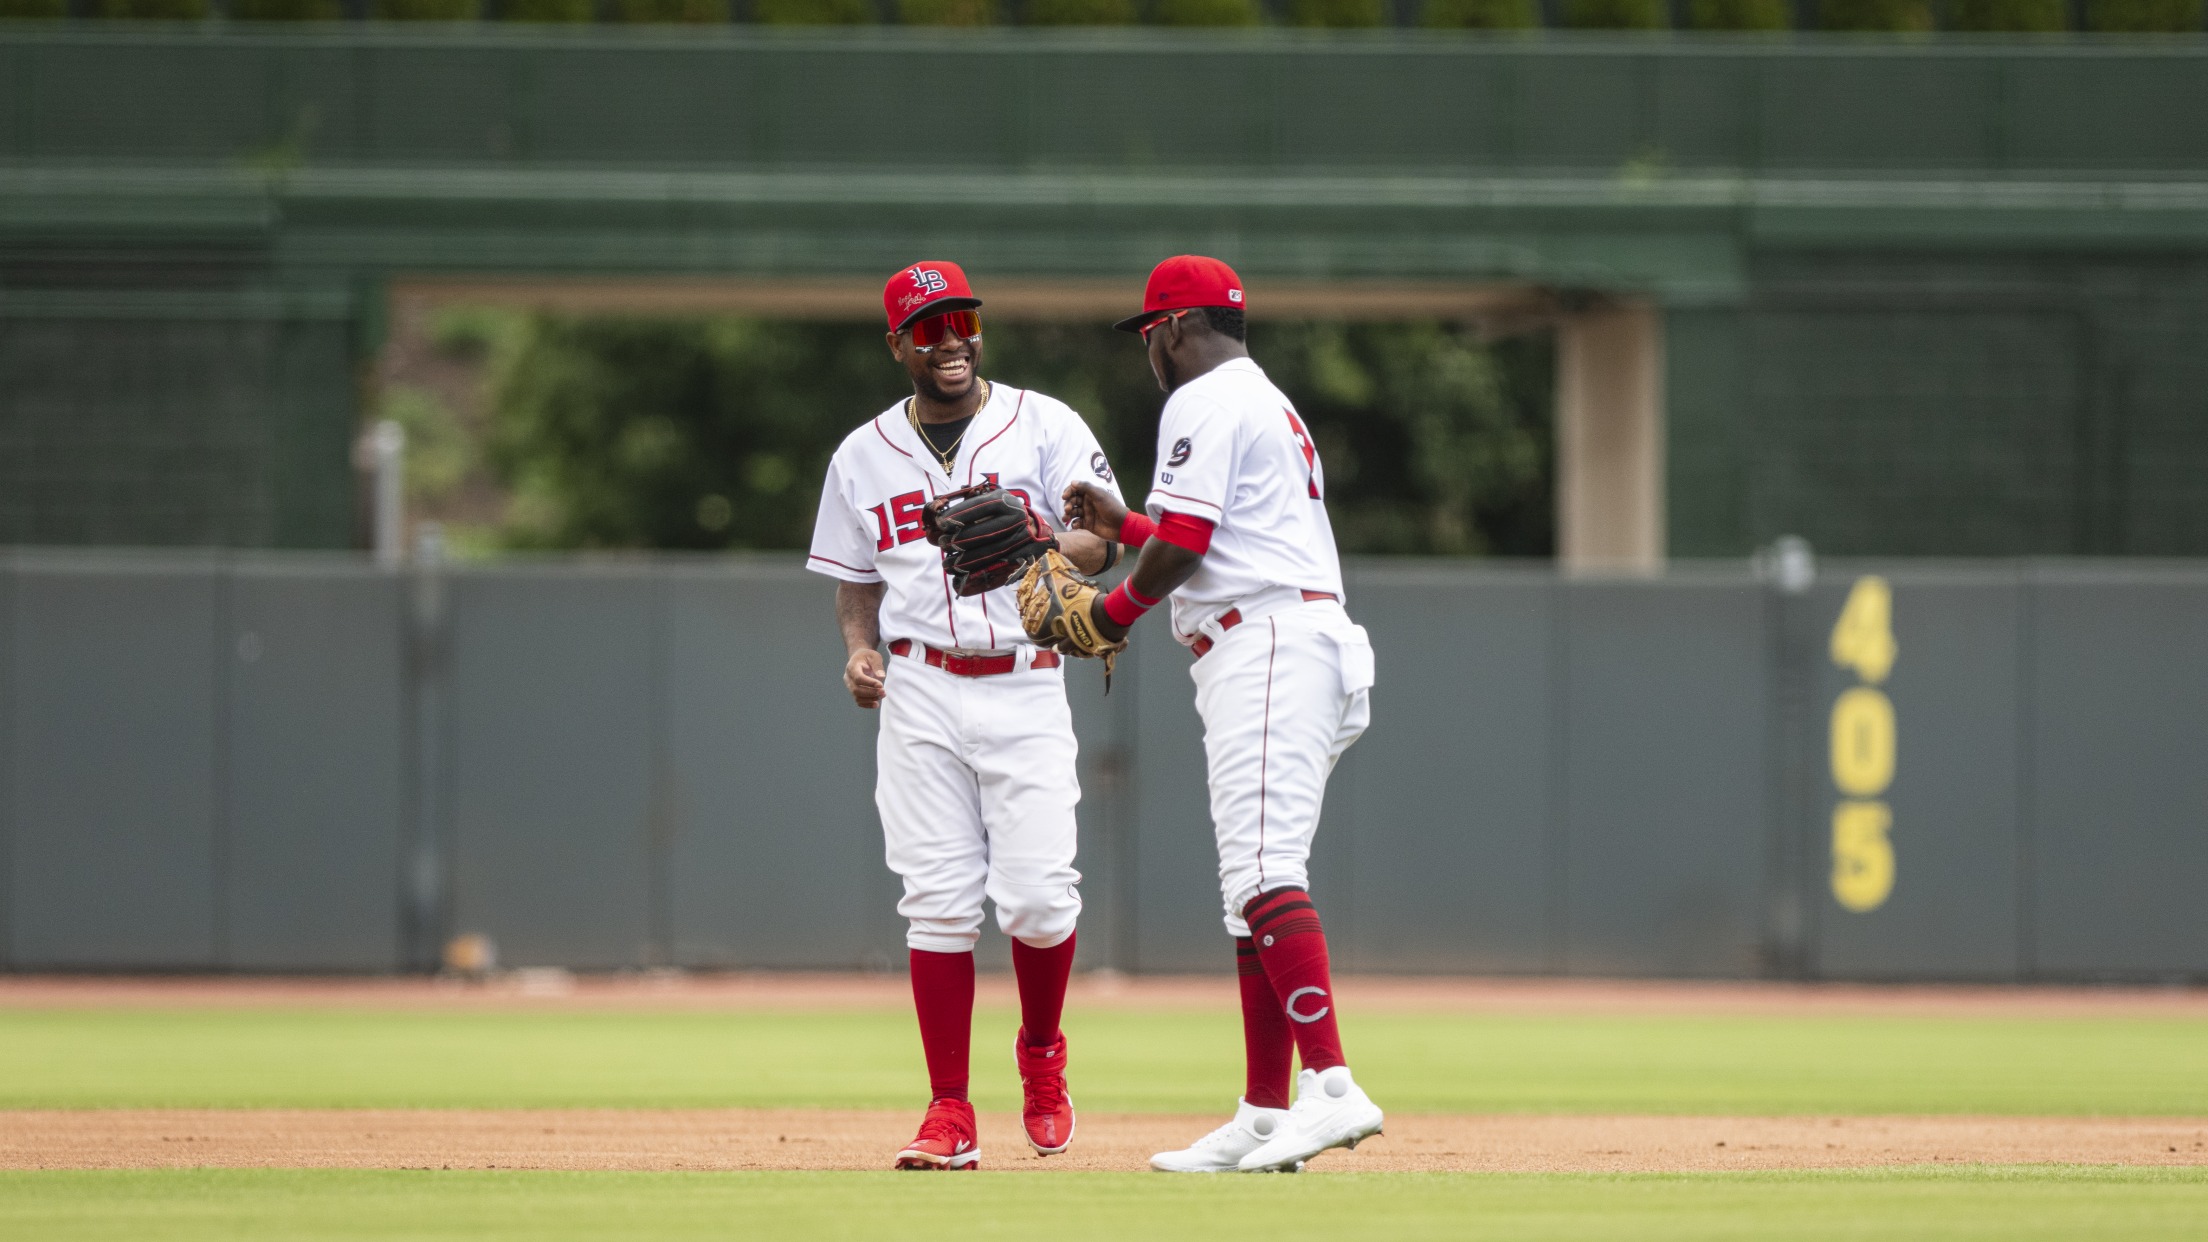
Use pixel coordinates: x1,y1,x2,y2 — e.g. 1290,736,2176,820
1556,300,1666,574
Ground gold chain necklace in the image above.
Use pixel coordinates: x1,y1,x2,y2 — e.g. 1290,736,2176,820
907,379,989,477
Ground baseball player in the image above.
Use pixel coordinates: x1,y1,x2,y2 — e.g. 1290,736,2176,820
807,260,1125,1171
1049,255,1383,1173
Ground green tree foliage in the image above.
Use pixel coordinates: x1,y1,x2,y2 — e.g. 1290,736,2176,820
1818,0,1933,27
95,0,210,16
1250,322,1553,556
1024,0,1135,21
373,0,479,17
612,0,730,19
1289,0,1388,25
2088,0,2201,28
1422,0,1539,27
500,0,594,18
487,318,898,551
1149,0,1263,24
1561,0,1668,25
900,0,996,21
230,0,346,17
480,315,1553,557
755,0,877,19
0,0,70,16
1948,0,2067,28
1689,0,1790,28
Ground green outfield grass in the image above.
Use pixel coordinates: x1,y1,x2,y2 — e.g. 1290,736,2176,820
3,1168,2205,1242
2,1005,2204,1115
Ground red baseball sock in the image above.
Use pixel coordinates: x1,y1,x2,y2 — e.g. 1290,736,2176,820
1010,932,1076,1047
1244,888,1347,1074
1236,936,1295,1109
909,949,975,1102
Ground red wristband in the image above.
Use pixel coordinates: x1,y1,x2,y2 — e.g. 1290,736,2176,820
1102,580,1156,628
1119,512,1156,548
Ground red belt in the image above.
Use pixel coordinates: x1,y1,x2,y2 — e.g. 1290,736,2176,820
888,639,1059,677
1190,591,1338,659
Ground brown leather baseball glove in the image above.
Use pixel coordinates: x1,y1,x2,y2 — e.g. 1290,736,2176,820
1018,550,1128,689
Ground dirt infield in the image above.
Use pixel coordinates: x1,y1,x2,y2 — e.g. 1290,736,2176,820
3,972,2204,1018
3,1109,2203,1174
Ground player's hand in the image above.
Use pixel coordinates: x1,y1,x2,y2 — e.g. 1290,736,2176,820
845,647,887,710
1061,482,1128,542
1057,529,1112,576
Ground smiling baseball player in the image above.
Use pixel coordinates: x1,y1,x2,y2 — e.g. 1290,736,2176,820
808,261,1125,1171
1053,256,1383,1174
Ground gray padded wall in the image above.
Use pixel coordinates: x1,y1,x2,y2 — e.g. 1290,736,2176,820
3,553,2207,980
1808,570,2024,980
1128,623,1220,972
1064,643,1132,975
1561,578,1770,976
1341,566,1557,973
448,568,656,968
6,557,222,967
223,564,406,970
2027,569,2208,978
663,564,894,970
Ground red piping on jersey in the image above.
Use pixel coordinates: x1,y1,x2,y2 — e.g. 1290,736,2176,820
963,390,1023,644
807,553,878,576
873,416,918,461
963,389,1024,486
1257,618,1277,889
1151,488,1222,513
921,475,960,647
1154,513,1214,555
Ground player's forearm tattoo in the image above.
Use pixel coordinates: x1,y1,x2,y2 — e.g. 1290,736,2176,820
835,580,886,654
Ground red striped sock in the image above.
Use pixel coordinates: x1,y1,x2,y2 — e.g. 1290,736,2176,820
1236,936,1295,1109
1244,888,1346,1074
909,949,975,1102
1010,932,1076,1047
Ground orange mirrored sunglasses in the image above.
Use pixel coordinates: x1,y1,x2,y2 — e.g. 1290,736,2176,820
1138,309,1188,343
908,310,982,352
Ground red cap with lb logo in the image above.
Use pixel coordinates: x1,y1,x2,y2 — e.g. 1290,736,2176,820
1114,255,1245,333
884,261,983,332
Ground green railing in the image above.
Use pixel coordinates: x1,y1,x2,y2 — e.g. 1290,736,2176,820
6,28,2208,175
1,0,2202,31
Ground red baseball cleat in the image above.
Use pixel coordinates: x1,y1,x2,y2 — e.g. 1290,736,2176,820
894,1098,980,1171
1016,1029,1075,1156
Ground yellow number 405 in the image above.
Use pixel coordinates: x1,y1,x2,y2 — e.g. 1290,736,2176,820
1833,800,1895,912
1831,576,1897,684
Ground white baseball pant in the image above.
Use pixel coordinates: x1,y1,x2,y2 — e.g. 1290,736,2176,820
876,652,1083,953
1191,596,1374,937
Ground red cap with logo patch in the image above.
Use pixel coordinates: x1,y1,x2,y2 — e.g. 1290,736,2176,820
884,261,983,333
1113,255,1246,333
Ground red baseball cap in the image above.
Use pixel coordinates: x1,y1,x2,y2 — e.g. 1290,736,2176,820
884,260,983,332
1113,255,1246,333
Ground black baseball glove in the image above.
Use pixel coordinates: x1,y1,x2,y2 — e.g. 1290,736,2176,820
921,483,1058,597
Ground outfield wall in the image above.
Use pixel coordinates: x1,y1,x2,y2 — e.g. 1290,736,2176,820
1,550,2202,980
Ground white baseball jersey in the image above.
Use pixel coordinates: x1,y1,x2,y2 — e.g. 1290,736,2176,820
1143,357,1346,645
808,383,1123,652
808,381,1119,954
1144,356,1375,937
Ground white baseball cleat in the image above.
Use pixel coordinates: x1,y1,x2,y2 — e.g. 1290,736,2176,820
1149,1099,1292,1173
1236,1066,1384,1173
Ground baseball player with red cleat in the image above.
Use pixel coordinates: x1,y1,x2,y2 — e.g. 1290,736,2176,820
808,262,1124,1170
1062,256,1384,1173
